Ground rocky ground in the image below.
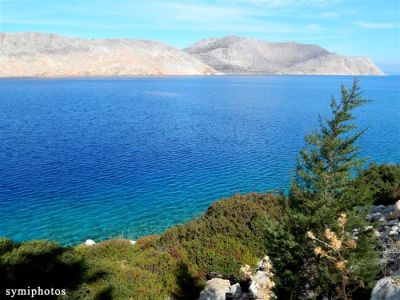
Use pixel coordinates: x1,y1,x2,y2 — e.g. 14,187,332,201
370,200,400,300
198,256,275,300
197,200,400,300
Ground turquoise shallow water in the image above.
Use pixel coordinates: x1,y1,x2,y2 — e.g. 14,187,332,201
0,76,399,245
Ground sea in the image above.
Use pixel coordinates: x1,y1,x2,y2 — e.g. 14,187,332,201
0,76,399,245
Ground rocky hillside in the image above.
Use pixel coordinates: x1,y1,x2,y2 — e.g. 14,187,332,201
0,32,216,76
0,33,384,76
184,36,384,75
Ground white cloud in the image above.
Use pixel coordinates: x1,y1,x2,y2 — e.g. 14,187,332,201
353,21,397,29
1,0,296,38
141,2,294,34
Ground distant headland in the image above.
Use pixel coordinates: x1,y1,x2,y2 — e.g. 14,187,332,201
0,32,384,77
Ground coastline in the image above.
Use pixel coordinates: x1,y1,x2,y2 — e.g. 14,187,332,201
0,73,389,79
2,189,399,299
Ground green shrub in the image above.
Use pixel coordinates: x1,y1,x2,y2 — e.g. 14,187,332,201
160,193,282,280
68,193,282,299
355,163,400,205
0,240,86,299
74,239,178,299
0,192,278,299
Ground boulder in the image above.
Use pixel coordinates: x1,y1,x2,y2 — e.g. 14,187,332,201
198,278,231,300
84,239,96,246
254,271,269,285
371,273,400,300
391,200,400,219
249,256,276,299
257,256,273,272
249,271,270,296
225,283,244,300
229,283,241,295
373,229,381,238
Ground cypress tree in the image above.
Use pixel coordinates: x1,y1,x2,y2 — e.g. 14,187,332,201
279,80,379,298
290,79,370,228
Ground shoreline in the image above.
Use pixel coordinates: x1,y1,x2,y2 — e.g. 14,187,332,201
0,74,389,79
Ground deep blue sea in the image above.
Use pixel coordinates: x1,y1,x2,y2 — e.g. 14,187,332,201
0,76,399,245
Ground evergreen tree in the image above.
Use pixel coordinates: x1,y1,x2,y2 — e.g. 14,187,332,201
290,79,371,228
276,80,379,299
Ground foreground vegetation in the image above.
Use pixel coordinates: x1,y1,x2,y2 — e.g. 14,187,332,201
1,164,398,300
1,81,399,299
0,193,283,299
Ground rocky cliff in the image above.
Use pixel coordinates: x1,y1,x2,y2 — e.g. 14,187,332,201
184,36,384,75
0,32,216,76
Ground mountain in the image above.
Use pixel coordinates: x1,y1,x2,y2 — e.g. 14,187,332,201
0,32,216,76
184,36,384,75
0,33,384,76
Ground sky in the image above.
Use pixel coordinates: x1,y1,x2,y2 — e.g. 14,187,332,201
1,0,399,74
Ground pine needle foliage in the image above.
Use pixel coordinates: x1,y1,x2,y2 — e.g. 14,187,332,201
290,79,369,220
278,80,380,298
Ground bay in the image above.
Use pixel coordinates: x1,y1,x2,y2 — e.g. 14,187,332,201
0,76,399,245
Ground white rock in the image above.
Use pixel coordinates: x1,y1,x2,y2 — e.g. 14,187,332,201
130,240,136,245
371,273,400,300
84,239,96,246
391,226,399,232
395,200,400,211
373,229,381,238
391,200,400,219
257,259,264,269
249,281,259,297
253,270,270,285
198,278,231,300
229,283,241,295
249,270,270,297
389,231,398,236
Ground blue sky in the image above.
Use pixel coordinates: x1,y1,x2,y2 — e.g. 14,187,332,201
1,0,399,74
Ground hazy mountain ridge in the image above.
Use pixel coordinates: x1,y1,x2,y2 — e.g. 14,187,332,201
184,36,384,75
0,32,216,76
0,33,384,76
